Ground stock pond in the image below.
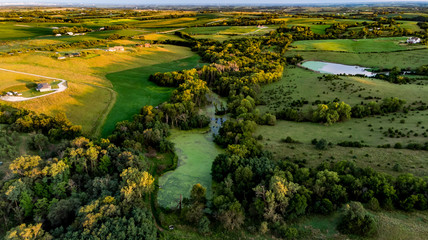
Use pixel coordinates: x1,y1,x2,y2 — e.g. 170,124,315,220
301,61,376,77
157,101,226,209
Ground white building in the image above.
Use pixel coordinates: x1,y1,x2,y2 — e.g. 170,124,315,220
407,37,421,44
36,83,52,92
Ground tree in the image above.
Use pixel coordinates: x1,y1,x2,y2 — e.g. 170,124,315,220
190,183,207,203
198,216,210,234
217,201,245,231
337,202,377,237
120,168,154,202
9,155,43,178
6,223,52,240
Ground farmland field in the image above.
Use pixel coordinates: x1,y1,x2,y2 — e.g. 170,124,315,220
286,48,428,69
290,37,426,52
0,45,198,136
101,52,201,137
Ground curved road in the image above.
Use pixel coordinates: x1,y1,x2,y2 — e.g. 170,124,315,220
0,67,68,102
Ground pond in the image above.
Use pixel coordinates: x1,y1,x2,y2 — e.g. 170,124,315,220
157,94,226,209
301,61,376,77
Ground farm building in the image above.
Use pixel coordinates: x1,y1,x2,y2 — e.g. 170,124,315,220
407,37,421,44
136,43,151,48
55,33,61,37
36,83,51,92
108,46,125,52
66,32,74,36
58,56,66,60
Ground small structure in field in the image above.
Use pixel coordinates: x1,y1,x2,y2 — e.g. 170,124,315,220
66,32,74,36
407,37,421,44
55,33,62,37
58,56,66,60
108,46,125,52
144,43,151,48
36,83,51,92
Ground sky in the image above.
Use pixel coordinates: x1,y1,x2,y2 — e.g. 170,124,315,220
1,0,427,5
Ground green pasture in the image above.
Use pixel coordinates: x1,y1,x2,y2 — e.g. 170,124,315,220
287,48,428,69
256,108,428,146
260,66,427,114
256,128,428,177
182,26,232,35
397,21,423,32
274,17,372,34
296,210,428,240
0,22,53,40
290,37,426,52
101,51,201,137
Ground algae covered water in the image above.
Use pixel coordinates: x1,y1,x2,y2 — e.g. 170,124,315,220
157,96,226,209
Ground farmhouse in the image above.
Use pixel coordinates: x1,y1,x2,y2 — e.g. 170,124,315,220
108,46,125,52
145,43,151,48
36,83,51,92
407,37,421,44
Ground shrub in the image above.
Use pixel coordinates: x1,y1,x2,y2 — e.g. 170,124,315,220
337,202,377,237
281,136,300,143
315,139,328,150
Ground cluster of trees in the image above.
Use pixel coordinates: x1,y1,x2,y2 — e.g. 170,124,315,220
211,155,427,236
271,19,424,41
52,26,92,35
0,105,81,141
375,67,411,84
1,136,158,239
274,97,407,125
206,16,285,27
0,130,20,163
351,97,406,118
4,40,106,55
312,101,351,125
102,24,131,30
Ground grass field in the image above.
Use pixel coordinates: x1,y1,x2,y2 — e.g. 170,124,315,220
290,37,426,52
101,52,201,137
258,54,428,177
158,127,223,209
1,45,199,136
286,48,428,69
260,66,427,113
296,210,428,240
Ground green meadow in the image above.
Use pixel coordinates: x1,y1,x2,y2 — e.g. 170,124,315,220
259,47,428,178
291,37,426,52
101,52,202,137
287,48,428,69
